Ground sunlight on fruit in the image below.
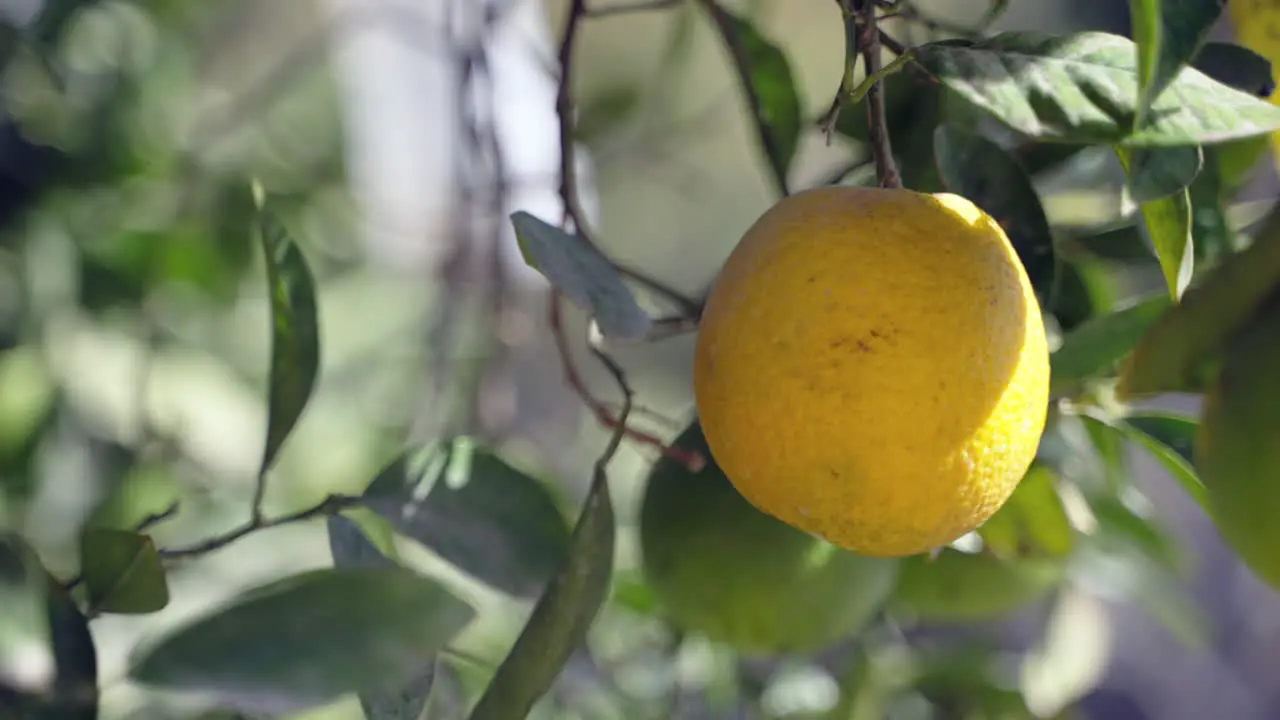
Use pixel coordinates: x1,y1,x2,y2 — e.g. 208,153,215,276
694,186,1051,558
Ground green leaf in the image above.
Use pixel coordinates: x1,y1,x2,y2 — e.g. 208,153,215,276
913,31,1280,146
466,464,616,719
932,125,1056,297
257,204,320,476
1123,411,1198,467
0,533,98,719
1118,202,1280,397
1188,152,1235,264
700,3,801,195
1050,293,1171,394
128,567,474,716
1122,146,1203,203
1087,495,1183,571
1117,147,1195,298
1130,0,1226,127
979,463,1075,559
363,439,572,598
1051,257,1120,333
327,511,400,568
1192,42,1276,98
1076,411,1207,510
327,515,436,720
510,212,652,341
359,664,437,720
79,528,168,615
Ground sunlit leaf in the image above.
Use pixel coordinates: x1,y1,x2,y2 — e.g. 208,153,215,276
1118,202,1280,397
1050,293,1170,394
257,203,320,476
364,440,572,598
1076,411,1207,510
79,528,168,615
511,212,652,341
128,567,474,716
1130,0,1226,127
914,31,1280,146
466,467,616,719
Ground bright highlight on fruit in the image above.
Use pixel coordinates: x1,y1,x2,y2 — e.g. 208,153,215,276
693,186,1051,558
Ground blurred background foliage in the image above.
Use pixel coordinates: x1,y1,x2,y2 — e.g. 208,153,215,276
0,0,1278,719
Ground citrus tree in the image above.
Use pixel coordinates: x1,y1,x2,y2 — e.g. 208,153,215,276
2,0,1280,719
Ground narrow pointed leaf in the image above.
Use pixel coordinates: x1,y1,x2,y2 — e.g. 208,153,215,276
700,2,801,195
1130,0,1226,126
257,205,320,475
1123,146,1203,203
1123,411,1198,467
914,31,1280,146
933,125,1056,298
1117,147,1195,298
1076,412,1207,510
1118,202,1280,397
79,528,168,615
511,212,652,340
467,469,616,719
128,567,473,715
1192,42,1275,98
364,440,572,598
1050,293,1170,394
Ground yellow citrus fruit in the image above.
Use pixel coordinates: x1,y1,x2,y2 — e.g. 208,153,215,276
1195,293,1280,590
694,186,1050,558
1231,0,1280,172
638,421,899,655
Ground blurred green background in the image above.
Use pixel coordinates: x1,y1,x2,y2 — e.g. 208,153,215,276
0,0,1278,718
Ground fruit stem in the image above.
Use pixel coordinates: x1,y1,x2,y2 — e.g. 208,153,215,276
851,0,902,189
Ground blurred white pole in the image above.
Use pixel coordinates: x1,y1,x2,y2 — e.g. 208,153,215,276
319,0,595,466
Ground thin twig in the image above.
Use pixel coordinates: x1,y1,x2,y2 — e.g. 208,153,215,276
550,293,705,471
854,0,902,188
549,0,706,472
695,0,792,196
585,0,683,18
158,494,360,559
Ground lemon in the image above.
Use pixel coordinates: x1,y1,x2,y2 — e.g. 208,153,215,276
1195,293,1280,590
638,421,899,655
694,186,1050,558
890,549,1064,622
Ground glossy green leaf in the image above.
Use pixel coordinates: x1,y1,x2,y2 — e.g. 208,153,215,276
933,125,1056,297
1123,146,1203,203
1051,257,1120,333
364,439,572,598
1117,147,1195,298
700,2,801,195
1050,293,1170,394
1130,0,1226,127
79,528,168,615
1118,202,1280,397
257,204,320,476
978,463,1074,559
1124,411,1198,468
914,31,1280,146
467,465,616,719
511,212,652,341
1076,411,1207,510
0,533,98,719
1192,42,1276,98
128,567,474,715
